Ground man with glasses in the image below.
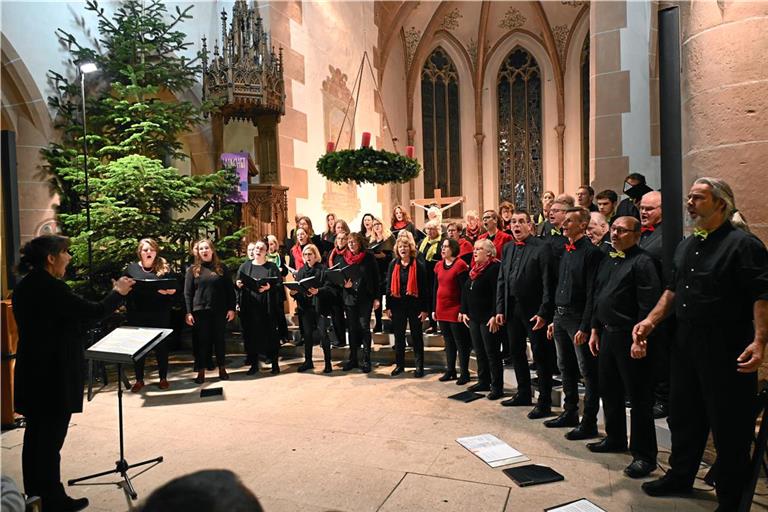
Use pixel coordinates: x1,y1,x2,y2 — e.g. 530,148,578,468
587,216,661,478
540,196,572,266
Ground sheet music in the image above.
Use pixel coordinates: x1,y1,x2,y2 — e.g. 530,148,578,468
87,327,165,357
456,434,529,467
546,499,606,512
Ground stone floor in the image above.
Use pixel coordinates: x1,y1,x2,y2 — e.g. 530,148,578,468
2,351,765,512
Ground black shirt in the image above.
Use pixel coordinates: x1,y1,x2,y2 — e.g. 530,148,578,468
555,236,605,332
495,236,555,320
461,261,501,322
294,262,332,312
540,223,568,265
668,221,768,343
184,262,236,313
593,245,661,331
639,223,663,263
124,262,177,326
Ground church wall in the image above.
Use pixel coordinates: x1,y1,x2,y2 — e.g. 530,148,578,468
481,31,559,211
679,0,768,243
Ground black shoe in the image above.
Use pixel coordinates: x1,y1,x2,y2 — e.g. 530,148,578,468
467,382,490,392
586,438,628,453
641,474,693,497
342,360,359,371
361,362,372,373
414,368,425,378
565,423,599,440
527,405,554,419
543,411,579,428
438,371,456,382
323,363,333,374
391,366,405,376
51,497,89,512
456,375,470,385
653,402,668,419
487,389,504,400
624,459,657,479
297,362,314,372
271,362,280,374
246,365,259,375
500,393,533,407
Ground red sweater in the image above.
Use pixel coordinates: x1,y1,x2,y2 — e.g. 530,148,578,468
473,230,513,265
433,258,469,322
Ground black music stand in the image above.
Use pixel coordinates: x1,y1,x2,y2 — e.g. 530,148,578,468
68,326,172,500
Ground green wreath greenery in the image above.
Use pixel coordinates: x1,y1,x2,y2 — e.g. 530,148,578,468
316,146,421,185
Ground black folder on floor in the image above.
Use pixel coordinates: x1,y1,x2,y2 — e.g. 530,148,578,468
447,390,484,403
503,464,564,487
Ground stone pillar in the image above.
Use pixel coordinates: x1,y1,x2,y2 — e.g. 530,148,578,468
679,1,768,243
590,1,659,192
474,133,485,213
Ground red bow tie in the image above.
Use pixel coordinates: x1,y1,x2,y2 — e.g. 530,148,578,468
641,225,655,233
564,242,576,253
515,241,526,246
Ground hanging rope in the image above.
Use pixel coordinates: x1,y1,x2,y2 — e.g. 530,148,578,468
332,51,400,154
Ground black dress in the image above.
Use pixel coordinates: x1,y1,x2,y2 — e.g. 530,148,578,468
238,260,282,369
13,269,123,506
184,263,236,371
124,262,177,382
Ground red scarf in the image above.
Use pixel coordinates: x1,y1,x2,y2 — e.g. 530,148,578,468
465,225,480,241
392,220,408,230
328,246,347,267
470,258,497,281
390,260,418,298
343,249,366,266
291,243,305,270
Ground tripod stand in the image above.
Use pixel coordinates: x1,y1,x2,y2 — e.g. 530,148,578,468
68,363,163,500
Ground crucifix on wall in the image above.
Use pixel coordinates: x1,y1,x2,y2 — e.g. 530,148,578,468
411,188,465,225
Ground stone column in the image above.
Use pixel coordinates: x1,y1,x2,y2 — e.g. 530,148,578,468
679,1,768,243
474,133,485,213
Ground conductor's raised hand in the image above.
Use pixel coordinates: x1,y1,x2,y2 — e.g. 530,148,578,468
225,310,236,322
113,276,135,296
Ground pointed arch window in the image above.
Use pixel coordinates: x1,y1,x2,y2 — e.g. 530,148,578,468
497,47,542,213
421,47,461,218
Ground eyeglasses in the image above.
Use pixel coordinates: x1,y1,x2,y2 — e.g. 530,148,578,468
610,226,636,234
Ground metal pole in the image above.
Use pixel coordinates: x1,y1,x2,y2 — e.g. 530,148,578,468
658,6,683,283
81,72,93,282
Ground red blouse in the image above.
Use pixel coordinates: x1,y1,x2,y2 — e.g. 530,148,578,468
434,258,469,322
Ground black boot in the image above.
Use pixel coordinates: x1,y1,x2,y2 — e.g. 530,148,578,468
271,361,280,374
361,349,372,373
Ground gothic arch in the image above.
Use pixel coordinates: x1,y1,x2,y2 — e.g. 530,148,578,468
482,32,558,209
563,7,591,193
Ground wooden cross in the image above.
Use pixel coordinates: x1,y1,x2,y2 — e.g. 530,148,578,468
411,188,464,211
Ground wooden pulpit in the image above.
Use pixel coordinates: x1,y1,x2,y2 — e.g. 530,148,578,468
241,184,289,244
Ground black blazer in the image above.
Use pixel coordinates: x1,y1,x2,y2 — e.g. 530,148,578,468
495,237,555,321
342,252,380,307
460,261,500,323
12,269,123,416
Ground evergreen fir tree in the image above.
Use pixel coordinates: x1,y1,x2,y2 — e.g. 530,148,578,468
43,0,241,294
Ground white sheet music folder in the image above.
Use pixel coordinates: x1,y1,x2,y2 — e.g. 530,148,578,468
85,327,173,364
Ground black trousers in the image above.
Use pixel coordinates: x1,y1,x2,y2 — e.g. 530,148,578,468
649,318,672,406
468,318,504,392
345,299,373,364
553,311,599,424
299,308,331,364
598,328,657,463
23,413,71,504
440,320,470,378
667,323,756,509
329,296,347,346
508,304,555,406
242,306,279,363
192,309,227,370
391,302,424,369
129,314,170,381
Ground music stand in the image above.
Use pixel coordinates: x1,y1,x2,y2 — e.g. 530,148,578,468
67,326,172,500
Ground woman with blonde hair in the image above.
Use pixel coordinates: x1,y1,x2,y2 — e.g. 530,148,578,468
369,217,395,332
385,235,429,377
125,238,177,392
184,239,236,384
462,210,485,243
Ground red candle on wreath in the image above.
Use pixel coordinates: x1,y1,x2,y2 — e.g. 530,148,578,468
326,141,335,153
361,132,371,148
405,146,415,159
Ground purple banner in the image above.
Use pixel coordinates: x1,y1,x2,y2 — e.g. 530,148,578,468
221,152,249,203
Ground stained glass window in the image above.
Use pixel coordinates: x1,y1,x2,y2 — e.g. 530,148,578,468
497,47,542,214
421,47,462,218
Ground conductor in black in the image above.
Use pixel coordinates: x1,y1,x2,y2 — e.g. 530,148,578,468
634,178,768,511
588,216,661,479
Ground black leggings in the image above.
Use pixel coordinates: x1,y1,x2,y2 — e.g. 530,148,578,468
192,309,227,370
299,308,330,363
468,319,504,392
440,320,471,377
345,299,373,363
391,303,424,369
